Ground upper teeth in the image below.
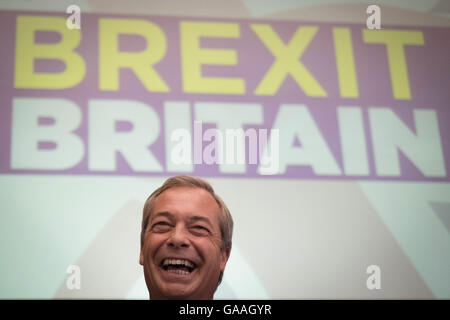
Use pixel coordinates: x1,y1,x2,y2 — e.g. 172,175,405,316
162,259,195,268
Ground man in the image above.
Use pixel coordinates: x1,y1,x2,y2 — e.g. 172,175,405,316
139,175,233,299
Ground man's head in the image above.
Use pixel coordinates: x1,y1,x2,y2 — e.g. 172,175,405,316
139,175,233,299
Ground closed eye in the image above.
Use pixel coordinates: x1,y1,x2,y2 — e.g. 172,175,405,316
151,221,172,232
154,221,170,226
192,225,210,234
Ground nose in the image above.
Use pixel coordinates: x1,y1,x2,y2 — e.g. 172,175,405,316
167,224,190,249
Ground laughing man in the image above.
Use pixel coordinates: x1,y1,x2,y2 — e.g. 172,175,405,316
139,175,233,299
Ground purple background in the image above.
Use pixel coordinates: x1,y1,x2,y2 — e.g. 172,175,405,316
0,11,449,182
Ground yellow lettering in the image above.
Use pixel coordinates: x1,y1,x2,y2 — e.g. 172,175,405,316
333,28,359,98
14,16,85,89
251,24,326,97
363,30,424,100
99,18,169,92
180,21,244,94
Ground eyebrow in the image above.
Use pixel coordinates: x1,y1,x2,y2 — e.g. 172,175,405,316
150,211,173,222
150,211,213,228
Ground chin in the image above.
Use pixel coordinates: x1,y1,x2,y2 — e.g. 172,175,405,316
164,285,194,299
149,280,196,300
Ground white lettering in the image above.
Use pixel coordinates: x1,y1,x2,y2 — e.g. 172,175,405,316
338,106,369,175
165,101,193,172
11,98,84,170
88,99,163,172
370,108,445,177
195,102,263,173
264,104,342,175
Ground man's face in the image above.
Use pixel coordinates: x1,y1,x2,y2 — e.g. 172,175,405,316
140,187,230,299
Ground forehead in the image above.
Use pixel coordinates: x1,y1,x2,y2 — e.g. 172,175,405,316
151,186,220,223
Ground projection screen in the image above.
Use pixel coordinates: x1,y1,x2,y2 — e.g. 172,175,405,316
0,0,449,299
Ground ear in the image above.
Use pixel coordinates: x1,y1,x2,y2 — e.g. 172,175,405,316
219,247,231,272
139,248,144,265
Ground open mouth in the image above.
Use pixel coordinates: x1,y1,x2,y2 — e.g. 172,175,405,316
160,258,197,275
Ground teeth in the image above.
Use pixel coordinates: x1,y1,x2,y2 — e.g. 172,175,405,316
162,258,195,268
167,269,189,275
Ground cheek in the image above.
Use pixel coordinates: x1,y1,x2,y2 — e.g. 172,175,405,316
198,237,224,264
208,234,224,251
143,235,165,263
